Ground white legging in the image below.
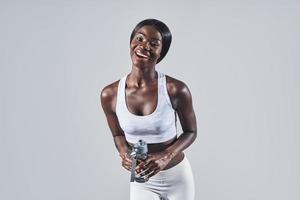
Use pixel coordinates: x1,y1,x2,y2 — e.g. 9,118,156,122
130,155,195,200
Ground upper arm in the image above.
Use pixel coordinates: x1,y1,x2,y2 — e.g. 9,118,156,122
167,77,197,134
100,83,125,137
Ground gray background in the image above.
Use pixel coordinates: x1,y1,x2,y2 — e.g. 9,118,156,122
1,0,299,199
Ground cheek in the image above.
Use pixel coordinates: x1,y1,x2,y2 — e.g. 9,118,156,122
130,39,138,47
156,48,162,58
130,42,136,54
130,43,134,50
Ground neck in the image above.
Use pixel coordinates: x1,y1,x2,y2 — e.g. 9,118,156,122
127,65,157,87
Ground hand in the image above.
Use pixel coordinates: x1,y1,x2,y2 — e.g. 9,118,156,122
135,150,175,179
119,151,132,171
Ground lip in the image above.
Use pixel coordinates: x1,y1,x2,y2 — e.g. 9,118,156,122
135,49,150,59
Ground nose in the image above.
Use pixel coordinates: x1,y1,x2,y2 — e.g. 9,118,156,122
142,41,151,51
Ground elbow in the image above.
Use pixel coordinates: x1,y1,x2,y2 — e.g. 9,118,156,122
185,130,197,143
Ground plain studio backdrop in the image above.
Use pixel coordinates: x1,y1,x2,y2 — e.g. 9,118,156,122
0,0,299,199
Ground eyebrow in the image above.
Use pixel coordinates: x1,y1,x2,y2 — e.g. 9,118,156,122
136,32,161,41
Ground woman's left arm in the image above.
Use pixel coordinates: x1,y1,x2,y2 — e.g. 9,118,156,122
137,80,197,177
165,80,197,157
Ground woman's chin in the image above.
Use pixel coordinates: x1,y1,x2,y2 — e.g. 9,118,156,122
131,57,156,68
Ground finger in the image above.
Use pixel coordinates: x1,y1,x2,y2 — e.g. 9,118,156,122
122,160,132,171
123,161,132,168
123,157,132,164
119,152,130,160
143,166,160,179
122,159,132,166
124,162,133,170
143,167,156,176
148,167,160,177
136,166,152,176
144,161,157,170
144,170,156,178
124,156,132,162
135,161,147,171
136,159,154,173
144,157,156,166
122,163,131,171
141,169,157,180
137,162,156,176
122,161,131,168
146,162,162,175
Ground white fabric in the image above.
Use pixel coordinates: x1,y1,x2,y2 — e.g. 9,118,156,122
130,156,195,200
116,70,177,144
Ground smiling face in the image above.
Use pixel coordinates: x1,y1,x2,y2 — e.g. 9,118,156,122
130,25,163,68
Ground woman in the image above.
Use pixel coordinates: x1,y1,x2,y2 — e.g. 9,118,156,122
101,18,197,200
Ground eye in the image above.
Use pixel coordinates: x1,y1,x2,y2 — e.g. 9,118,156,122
150,42,159,47
135,34,143,42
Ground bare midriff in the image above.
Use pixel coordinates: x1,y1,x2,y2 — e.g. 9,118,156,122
128,136,184,170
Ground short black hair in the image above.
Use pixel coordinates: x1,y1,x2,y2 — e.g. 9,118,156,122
130,18,172,64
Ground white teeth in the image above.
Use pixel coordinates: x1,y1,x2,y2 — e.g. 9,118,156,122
136,51,149,58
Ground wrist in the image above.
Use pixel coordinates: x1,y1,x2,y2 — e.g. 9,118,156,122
164,149,177,160
119,149,130,159
119,152,126,159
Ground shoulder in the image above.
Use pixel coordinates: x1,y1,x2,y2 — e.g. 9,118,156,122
165,74,190,96
100,80,120,113
100,80,119,100
164,74,192,109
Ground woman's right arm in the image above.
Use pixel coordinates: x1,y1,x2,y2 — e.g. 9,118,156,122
100,83,132,171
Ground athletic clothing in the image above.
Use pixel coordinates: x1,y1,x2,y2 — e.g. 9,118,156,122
116,70,195,199
130,155,195,200
116,70,177,144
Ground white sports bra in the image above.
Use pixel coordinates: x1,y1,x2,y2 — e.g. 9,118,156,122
116,70,177,144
